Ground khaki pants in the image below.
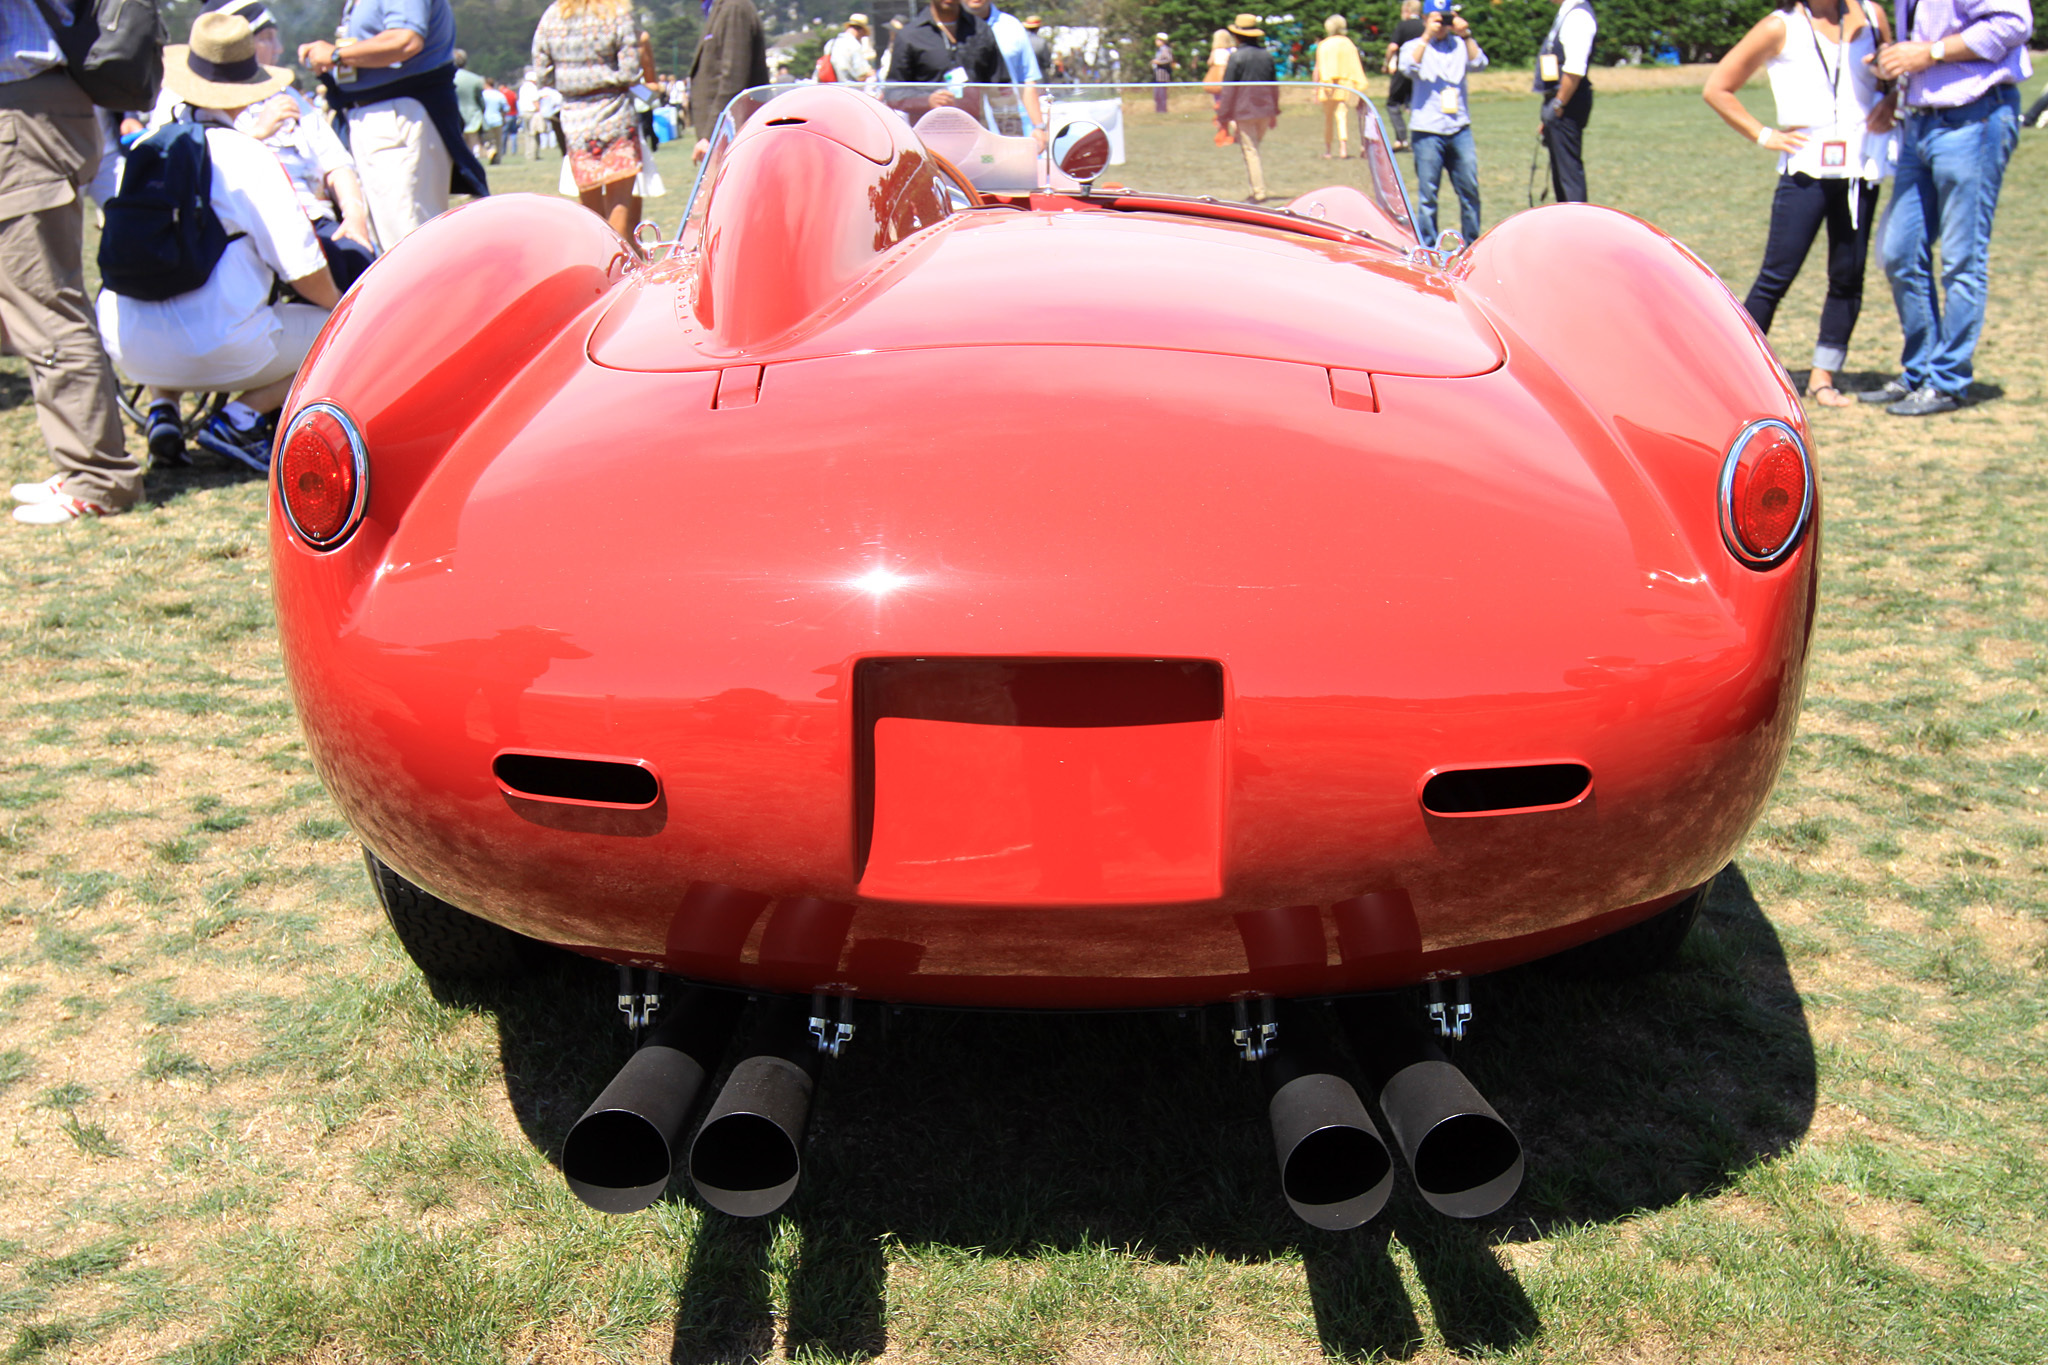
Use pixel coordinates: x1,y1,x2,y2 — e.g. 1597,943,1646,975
1235,117,1274,201
0,72,140,510
347,96,452,249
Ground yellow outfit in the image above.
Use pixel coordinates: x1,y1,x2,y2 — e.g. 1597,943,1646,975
1313,35,1369,102
1313,35,1369,155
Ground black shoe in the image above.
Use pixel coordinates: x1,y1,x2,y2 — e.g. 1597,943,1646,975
1858,377,1913,404
1885,385,1961,417
145,402,189,466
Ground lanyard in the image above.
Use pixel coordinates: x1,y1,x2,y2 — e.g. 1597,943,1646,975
1802,3,1847,124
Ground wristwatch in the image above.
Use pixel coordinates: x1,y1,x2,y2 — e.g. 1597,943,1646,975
1930,38,1947,62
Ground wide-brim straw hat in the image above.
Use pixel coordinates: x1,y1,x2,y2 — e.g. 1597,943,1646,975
164,12,293,109
1023,15,1044,28
1227,14,1265,38
846,11,870,28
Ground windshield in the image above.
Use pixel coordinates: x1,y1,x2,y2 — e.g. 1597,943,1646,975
680,82,1417,249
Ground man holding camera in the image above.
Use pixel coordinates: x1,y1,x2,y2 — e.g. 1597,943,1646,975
1401,0,1486,247
1536,0,1596,203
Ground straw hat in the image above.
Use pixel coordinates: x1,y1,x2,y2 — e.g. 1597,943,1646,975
846,12,870,28
1023,14,1044,28
1227,13,1265,38
164,12,292,109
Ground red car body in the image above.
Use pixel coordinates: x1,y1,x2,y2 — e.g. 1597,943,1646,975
272,87,1817,1012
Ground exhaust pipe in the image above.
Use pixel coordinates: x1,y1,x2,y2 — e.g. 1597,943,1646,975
1262,1006,1394,1230
1339,995,1523,1219
562,986,745,1213
689,997,821,1218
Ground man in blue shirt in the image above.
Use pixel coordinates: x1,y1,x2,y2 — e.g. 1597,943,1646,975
298,0,488,247
1400,0,1486,247
965,0,1043,84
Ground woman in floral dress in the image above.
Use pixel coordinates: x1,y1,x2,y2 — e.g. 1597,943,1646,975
532,0,663,237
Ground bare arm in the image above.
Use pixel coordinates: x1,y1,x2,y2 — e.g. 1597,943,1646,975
1703,14,1805,151
299,28,426,75
288,266,341,310
325,166,375,248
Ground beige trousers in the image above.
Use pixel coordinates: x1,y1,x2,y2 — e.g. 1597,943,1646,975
347,96,452,249
1235,117,1275,200
0,72,140,509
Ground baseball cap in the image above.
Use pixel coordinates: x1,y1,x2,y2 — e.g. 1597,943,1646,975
1423,0,1458,13
202,0,277,33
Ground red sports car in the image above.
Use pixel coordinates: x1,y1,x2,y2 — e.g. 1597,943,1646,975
270,83,1817,1232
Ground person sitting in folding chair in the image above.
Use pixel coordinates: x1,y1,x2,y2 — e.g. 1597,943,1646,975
97,12,339,473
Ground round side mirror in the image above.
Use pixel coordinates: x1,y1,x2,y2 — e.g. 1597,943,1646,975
1050,120,1111,190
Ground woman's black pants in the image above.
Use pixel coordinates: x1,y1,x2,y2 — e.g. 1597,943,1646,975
1743,173,1882,373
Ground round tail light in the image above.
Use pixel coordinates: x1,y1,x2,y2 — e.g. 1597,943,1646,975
278,401,368,549
1719,418,1812,567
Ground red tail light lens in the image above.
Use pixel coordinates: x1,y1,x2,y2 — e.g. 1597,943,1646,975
1719,419,1812,567
278,402,367,549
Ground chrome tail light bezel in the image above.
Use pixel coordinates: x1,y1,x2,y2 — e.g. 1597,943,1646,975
1718,417,1814,569
277,400,371,551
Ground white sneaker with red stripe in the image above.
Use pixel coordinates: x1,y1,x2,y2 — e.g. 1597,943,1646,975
13,495,115,525
10,475,66,505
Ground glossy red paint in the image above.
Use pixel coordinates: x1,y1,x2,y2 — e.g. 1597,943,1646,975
272,89,1817,1010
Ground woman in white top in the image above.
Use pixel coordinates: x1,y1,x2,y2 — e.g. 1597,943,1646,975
1705,0,1894,407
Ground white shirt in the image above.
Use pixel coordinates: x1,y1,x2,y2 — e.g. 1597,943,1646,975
1767,5,1888,179
239,89,355,222
148,89,354,222
97,122,328,390
1556,2,1596,78
827,29,873,81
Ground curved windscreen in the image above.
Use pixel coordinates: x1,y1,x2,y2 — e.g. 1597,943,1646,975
681,82,1416,248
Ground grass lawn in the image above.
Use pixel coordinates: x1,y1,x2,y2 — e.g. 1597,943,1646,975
1,69,2045,1363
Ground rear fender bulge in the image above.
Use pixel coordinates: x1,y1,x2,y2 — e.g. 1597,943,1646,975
1457,204,1813,596
279,195,635,543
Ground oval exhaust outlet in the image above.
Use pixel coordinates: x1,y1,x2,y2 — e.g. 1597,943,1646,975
1421,763,1590,816
494,752,659,807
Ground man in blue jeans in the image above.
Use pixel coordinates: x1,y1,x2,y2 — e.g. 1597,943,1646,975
1865,0,2032,416
1400,0,1486,248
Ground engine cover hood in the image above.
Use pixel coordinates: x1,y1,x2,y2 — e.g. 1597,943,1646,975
588,208,1506,378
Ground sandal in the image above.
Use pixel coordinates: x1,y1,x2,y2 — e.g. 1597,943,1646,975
1811,384,1854,408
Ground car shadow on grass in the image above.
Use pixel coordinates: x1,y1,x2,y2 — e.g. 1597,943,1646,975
471,862,1812,1362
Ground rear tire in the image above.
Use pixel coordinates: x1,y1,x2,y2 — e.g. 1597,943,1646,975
1543,885,1706,979
364,848,539,981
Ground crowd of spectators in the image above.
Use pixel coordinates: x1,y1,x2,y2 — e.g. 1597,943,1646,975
0,0,728,525
3,0,2034,527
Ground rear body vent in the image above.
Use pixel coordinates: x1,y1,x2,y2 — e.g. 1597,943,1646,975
1420,763,1591,817
494,752,661,808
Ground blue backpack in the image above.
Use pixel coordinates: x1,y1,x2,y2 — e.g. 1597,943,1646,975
98,121,242,301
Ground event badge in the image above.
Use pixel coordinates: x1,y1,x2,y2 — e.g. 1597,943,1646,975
1440,87,1459,116
1821,141,1847,168
944,65,968,97
1539,52,1560,83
